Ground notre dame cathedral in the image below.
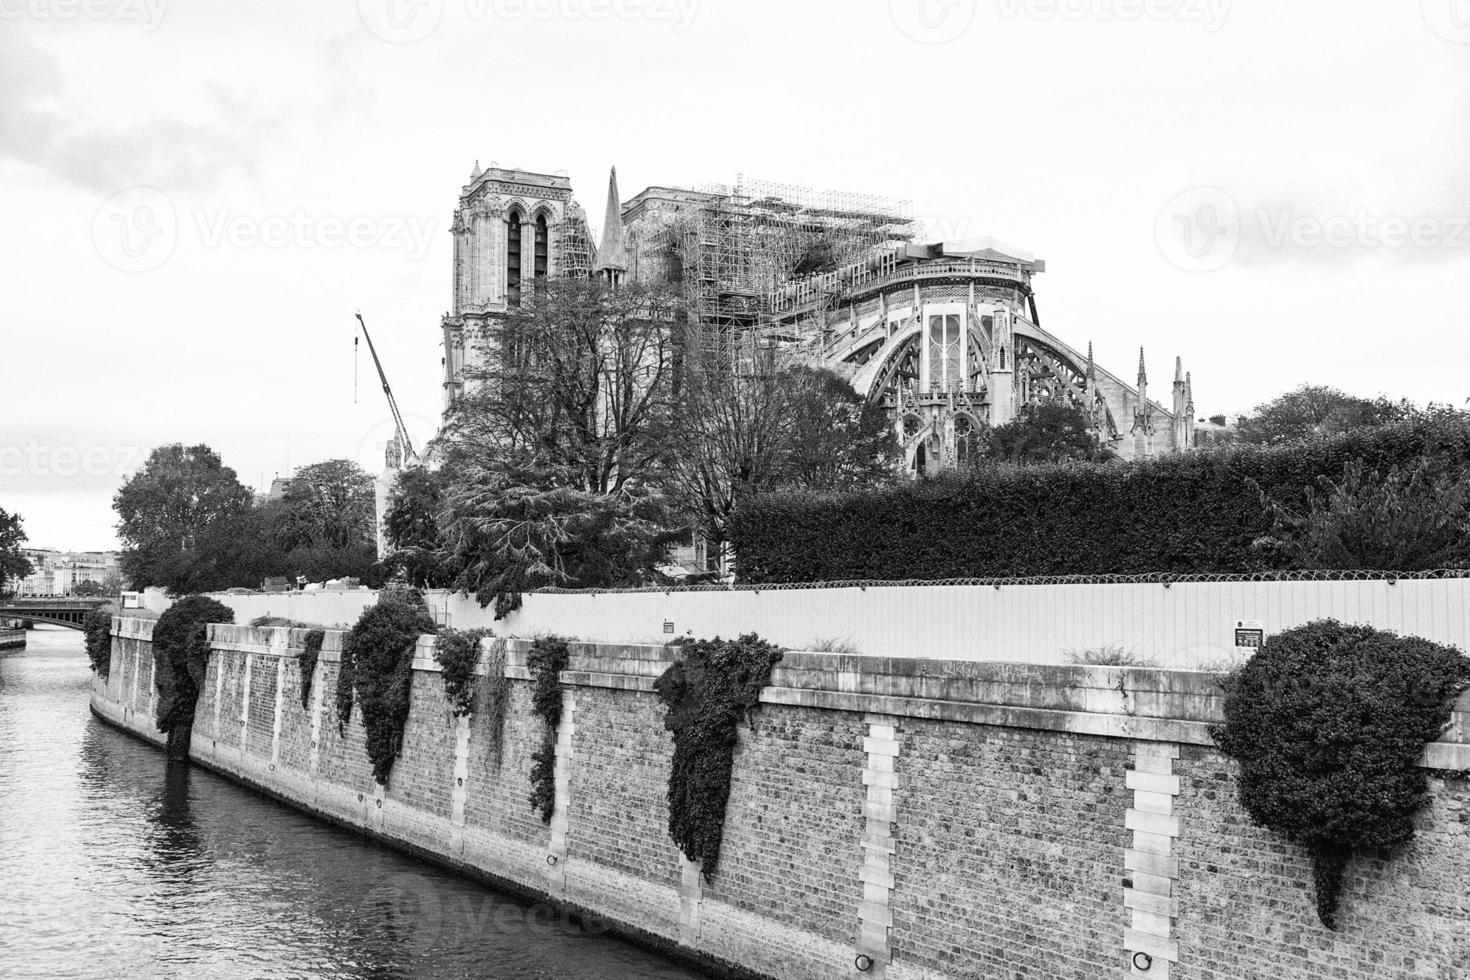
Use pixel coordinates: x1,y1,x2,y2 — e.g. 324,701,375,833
438,164,1197,471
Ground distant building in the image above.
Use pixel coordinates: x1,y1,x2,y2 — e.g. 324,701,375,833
439,165,1199,472
16,549,122,595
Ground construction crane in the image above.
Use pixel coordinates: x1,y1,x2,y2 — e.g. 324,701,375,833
354,312,416,469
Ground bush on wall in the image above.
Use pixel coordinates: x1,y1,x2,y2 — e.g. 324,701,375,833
298,628,325,712
84,606,114,678
337,595,437,785
433,627,494,718
654,633,784,880
152,595,235,762
526,635,570,822
729,418,1470,583
1214,619,1470,929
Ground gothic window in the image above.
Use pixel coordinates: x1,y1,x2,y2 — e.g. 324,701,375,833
507,211,523,307
927,314,962,392
534,213,549,285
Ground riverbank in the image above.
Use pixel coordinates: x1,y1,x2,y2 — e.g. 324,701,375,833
92,616,1470,980
0,628,26,651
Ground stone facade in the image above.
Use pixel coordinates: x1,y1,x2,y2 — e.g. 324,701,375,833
436,166,1197,467
95,619,1470,980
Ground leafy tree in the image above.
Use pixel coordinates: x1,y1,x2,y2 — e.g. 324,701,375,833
665,359,895,570
113,444,253,593
72,580,110,597
382,466,456,589
1257,458,1470,571
1235,385,1414,446
435,278,685,613
0,507,34,597
275,459,376,550
983,404,1113,465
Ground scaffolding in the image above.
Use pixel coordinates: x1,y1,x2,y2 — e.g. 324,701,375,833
640,176,916,371
554,202,597,279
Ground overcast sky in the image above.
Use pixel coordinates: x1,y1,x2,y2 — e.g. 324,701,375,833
2,0,1469,550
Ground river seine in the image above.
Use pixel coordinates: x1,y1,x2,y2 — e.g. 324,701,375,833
0,627,710,980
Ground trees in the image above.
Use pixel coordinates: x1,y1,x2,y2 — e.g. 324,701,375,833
0,507,33,596
270,459,379,583
114,444,254,593
382,466,455,589
663,358,895,567
435,278,684,613
1235,385,1413,446
982,404,1113,465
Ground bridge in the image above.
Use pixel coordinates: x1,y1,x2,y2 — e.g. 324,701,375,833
0,596,114,631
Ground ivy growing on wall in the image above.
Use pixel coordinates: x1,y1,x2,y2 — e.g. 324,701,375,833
480,637,510,770
84,606,114,678
526,636,570,822
654,633,783,880
433,627,495,717
298,629,325,712
152,595,235,762
1214,619,1470,929
338,595,437,785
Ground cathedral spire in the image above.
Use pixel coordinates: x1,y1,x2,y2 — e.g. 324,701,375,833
594,165,628,284
471,159,482,181
1174,355,1184,385
1137,346,1148,389
1085,341,1096,383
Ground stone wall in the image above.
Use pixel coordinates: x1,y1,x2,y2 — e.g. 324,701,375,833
92,619,1470,980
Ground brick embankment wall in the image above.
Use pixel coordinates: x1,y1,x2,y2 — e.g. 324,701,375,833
92,619,1470,980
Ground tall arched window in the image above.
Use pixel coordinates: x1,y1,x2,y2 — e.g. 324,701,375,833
927,314,962,391
534,213,549,287
507,212,523,307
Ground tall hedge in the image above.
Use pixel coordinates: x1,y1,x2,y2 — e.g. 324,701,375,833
728,419,1470,583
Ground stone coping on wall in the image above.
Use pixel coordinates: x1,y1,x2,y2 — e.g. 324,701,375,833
115,619,1470,770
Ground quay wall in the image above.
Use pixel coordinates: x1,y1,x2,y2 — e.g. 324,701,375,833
0,628,25,650
175,574,1470,671
92,617,1470,980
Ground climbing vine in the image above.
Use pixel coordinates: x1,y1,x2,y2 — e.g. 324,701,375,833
152,596,235,762
338,595,437,785
526,636,570,822
480,638,511,770
654,633,783,880
298,629,325,712
433,627,495,717
84,606,114,678
1214,619,1470,929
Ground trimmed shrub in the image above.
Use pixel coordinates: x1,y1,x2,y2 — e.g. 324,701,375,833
298,629,325,712
152,596,235,761
654,634,784,880
434,627,494,717
1214,620,1470,929
338,597,437,785
526,636,570,822
729,418,1470,582
84,606,114,678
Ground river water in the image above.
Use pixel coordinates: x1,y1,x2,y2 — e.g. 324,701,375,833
0,628,710,980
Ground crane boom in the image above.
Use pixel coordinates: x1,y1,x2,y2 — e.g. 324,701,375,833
354,312,415,467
